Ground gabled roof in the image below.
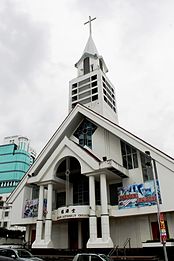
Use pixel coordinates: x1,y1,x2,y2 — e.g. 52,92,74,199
7,103,174,203
27,136,100,184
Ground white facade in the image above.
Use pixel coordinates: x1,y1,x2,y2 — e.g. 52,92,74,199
5,26,174,250
6,104,174,249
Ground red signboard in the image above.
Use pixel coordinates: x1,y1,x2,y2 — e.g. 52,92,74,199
160,213,167,243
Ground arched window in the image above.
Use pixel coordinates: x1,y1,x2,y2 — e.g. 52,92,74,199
83,57,90,74
56,157,89,206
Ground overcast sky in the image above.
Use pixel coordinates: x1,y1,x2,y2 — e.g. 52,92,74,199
0,0,174,157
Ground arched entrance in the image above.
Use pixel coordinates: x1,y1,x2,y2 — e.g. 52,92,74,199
55,156,89,249
56,156,89,207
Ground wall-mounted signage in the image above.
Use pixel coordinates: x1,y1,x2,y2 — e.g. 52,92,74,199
55,206,89,220
23,198,47,218
118,180,161,209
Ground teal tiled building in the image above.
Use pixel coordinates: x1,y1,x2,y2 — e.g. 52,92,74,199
0,136,36,195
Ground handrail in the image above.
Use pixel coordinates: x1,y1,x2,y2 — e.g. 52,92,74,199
123,237,131,256
108,244,119,257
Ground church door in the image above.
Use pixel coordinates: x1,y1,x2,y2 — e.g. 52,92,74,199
68,220,78,249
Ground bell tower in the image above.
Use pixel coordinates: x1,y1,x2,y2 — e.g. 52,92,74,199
69,16,118,124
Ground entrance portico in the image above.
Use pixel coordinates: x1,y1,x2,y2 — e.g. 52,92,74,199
32,182,54,248
87,172,113,248
32,152,120,249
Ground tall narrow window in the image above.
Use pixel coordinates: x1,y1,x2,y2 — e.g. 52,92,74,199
32,185,39,199
99,59,103,71
84,57,90,74
74,119,97,149
121,141,138,169
109,182,123,205
140,152,153,182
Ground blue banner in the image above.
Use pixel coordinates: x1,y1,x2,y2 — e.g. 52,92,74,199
118,180,161,209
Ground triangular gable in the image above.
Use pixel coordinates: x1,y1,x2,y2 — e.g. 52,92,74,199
7,134,100,203
27,136,100,184
73,105,174,171
7,103,174,203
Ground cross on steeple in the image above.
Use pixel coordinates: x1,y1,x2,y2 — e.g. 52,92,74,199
84,16,96,36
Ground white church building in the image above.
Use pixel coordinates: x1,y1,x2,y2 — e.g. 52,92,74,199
6,17,174,250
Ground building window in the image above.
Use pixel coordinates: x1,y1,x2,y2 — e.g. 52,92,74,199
92,95,98,101
91,81,97,87
72,95,77,101
109,182,122,205
3,222,7,228
140,152,153,182
0,201,3,208
91,75,97,81
83,57,90,74
121,141,138,169
72,89,77,95
32,185,39,199
56,192,66,208
4,212,9,217
92,88,98,94
79,78,90,86
99,59,103,71
73,179,89,205
74,119,97,149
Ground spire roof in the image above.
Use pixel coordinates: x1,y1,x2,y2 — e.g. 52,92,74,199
83,35,99,56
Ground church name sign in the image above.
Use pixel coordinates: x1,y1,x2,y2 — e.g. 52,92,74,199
53,206,89,220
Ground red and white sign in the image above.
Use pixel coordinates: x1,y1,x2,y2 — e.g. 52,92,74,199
160,213,167,243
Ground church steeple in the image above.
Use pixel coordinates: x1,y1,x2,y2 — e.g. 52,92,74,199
82,35,99,57
82,16,98,56
69,17,118,124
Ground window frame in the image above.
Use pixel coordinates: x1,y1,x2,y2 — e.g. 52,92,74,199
121,141,138,170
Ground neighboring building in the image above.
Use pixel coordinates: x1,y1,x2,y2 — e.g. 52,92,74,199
0,135,36,229
0,135,36,196
6,18,174,252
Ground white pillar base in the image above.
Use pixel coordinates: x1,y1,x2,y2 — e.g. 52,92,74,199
87,237,113,248
32,239,54,249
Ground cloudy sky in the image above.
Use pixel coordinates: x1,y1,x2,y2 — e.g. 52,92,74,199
0,0,174,157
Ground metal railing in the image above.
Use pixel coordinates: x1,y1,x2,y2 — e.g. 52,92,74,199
123,237,131,256
108,244,119,257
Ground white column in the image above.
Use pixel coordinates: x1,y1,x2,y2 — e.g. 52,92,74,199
45,183,53,243
89,175,97,241
100,173,110,242
35,185,44,242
